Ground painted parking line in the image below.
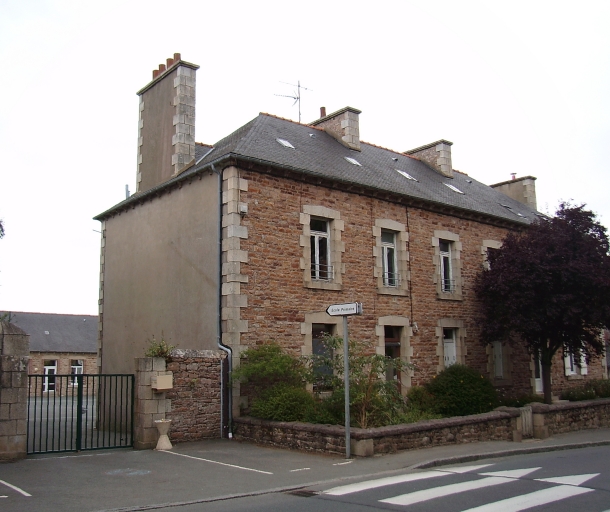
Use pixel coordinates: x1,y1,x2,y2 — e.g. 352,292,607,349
160,450,273,474
0,479,32,497
290,468,311,472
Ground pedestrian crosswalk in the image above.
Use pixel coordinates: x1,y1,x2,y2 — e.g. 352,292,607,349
323,463,599,510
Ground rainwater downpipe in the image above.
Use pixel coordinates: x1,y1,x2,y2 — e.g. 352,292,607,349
212,163,233,438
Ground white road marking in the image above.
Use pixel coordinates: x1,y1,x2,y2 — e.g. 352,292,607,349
479,468,541,479
0,480,32,497
461,484,594,512
535,473,599,486
325,464,493,496
159,450,273,474
290,468,311,472
381,476,519,506
333,460,353,466
1,495,7,498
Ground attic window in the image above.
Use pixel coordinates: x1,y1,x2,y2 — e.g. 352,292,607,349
276,138,295,149
45,331,49,335
344,157,362,166
444,183,464,194
396,169,418,181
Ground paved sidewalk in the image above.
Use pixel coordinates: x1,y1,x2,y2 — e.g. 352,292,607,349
0,428,609,512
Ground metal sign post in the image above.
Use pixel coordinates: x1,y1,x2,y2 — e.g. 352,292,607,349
326,302,363,459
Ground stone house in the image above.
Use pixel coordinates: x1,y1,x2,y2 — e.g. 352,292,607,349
94,54,606,437
2,312,97,395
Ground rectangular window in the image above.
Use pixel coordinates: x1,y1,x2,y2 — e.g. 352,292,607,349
443,328,457,367
385,326,401,385
312,324,334,389
493,341,504,379
381,231,398,287
43,360,57,392
564,351,587,377
439,240,454,292
310,218,331,281
71,359,84,386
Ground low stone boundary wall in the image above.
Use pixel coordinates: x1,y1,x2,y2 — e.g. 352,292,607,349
166,349,225,443
530,398,610,439
234,409,521,457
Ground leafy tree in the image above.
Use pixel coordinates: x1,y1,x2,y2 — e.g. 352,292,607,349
0,219,4,239
475,203,610,404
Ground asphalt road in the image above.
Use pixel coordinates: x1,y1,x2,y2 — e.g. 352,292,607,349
1,429,610,512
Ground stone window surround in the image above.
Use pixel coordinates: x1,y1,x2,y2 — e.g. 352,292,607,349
481,239,502,270
300,205,345,291
432,230,462,300
301,312,343,392
373,220,409,296
376,316,413,393
436,319,466,373
486,340,513,386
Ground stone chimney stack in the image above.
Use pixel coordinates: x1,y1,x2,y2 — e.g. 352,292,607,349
404,140,453,178
310,106,361,151
135,53,200,193
490,175,538,210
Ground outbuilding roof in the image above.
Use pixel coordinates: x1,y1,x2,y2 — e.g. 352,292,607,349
2,312,97,353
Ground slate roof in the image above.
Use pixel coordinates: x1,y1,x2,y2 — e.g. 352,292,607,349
2,312,97,353
97,113,540,225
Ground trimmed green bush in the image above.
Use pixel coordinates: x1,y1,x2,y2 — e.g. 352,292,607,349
406,386,436,412
424,365,498,417
560,386,596,401
250,384,316,422
584,379,610,398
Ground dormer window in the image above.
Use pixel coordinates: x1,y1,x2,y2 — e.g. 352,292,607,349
276,138,295,149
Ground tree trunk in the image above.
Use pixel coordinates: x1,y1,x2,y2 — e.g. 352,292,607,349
541,360,553,404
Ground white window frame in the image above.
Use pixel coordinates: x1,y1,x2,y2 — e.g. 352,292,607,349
436,319,466,372
564,349,588,379
310,218,332,281
43,360,57,393
71,359,84,386
374,219,409,296
432,231,462,300
300,205,345,291
443,328,457,368
381,230,398,287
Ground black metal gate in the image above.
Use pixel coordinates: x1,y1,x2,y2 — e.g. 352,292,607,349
27,374,134,454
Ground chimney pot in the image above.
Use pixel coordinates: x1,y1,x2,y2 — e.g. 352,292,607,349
174,53,181,61
158,64,166,73
166,57,174,68
152,69,159,79
320,106,326,118
511,173,516,180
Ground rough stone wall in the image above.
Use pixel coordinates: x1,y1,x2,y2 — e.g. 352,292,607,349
166,349,225,442
0,322,29,460
530,399,610,438
234,409,519,456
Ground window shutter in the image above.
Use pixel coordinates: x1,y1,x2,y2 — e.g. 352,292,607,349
493,341,503,378
564,352,572,376
444,339,456,367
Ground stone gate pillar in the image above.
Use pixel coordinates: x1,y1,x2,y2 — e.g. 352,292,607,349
0,321,30,460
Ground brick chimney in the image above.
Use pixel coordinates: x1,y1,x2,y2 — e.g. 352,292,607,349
310,106,361,151
404,140,453,178
135,53,200,193
490,175,538,210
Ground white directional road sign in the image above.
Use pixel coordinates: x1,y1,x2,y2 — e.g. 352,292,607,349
326,302,362,316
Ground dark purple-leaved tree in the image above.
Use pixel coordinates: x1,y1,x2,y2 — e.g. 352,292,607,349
475,203,610,404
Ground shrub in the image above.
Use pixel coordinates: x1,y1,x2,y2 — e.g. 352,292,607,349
560,386,596,401
232,343,307,391
497,392,545,408
584,379,610,398
250,384,316,422
406,386,436,412
425,365,498,417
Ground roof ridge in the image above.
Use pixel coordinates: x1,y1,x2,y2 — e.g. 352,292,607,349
259,112,325,132
360,140,418,161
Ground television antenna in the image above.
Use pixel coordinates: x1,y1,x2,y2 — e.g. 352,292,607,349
274,81,312,123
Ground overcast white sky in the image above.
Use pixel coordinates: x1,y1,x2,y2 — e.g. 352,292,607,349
0,0,609,315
